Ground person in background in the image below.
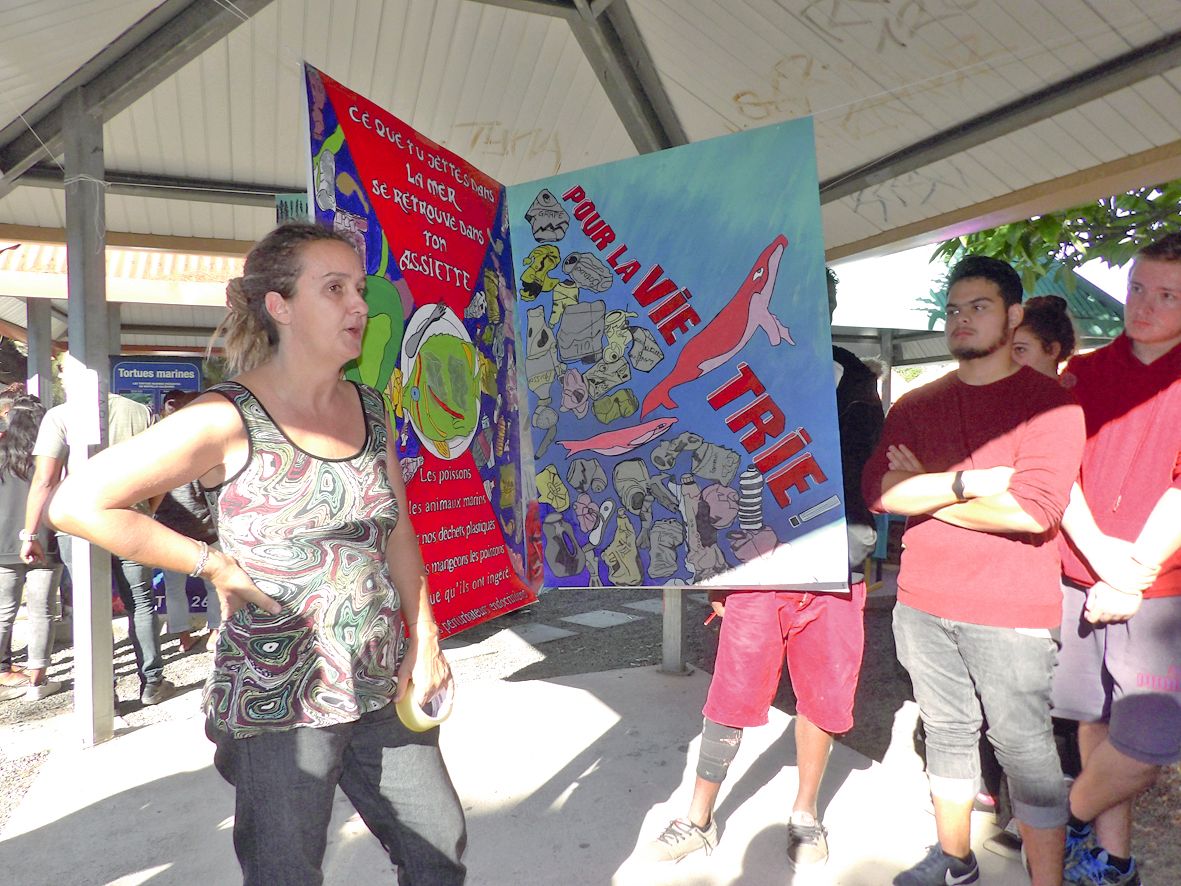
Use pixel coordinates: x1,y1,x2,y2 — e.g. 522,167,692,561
0,396,63,700
153,391,218,654
1013,295,1077,378
977,293,1081,859
22,389,170,706
0,387,20,422
639,268,882,871
49,222,465,884
1052,233,1181,886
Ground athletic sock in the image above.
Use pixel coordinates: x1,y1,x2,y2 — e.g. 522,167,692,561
947,851,975,870
1104,853,1133,873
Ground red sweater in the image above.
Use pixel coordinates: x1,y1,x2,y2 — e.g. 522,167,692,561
862,367,1084,628
1059,336,1181,598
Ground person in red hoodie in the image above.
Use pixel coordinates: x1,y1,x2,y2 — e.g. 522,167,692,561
1051,232,1181,886
862,255,1085,886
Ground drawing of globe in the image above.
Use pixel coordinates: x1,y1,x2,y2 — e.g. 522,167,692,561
400,303,482,461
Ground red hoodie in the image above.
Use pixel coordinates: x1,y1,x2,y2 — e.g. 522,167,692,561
1059,335,1181,598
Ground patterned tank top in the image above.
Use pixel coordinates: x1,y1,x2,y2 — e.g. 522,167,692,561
202,381,406,738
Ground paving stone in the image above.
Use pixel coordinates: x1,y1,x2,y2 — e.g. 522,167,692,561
560,609,641,629
621,598,664,614
506,622,578,644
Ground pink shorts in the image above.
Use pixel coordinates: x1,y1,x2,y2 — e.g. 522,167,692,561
703,583,867,735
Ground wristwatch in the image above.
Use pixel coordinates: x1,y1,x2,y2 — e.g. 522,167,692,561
951,470,968,503
18,529,37,542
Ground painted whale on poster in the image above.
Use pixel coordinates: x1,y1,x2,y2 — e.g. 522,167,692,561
557,417,678,458
641,235,794,416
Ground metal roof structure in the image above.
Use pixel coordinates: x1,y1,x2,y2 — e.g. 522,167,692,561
2,0,1180,262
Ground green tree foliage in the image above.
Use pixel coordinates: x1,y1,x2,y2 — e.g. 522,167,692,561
915,268,951,329
932,181,1181,292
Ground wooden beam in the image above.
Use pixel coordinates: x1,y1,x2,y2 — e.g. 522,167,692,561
121,344,223,356
0,318,28,342
0,224,254,256
827,138,1181,262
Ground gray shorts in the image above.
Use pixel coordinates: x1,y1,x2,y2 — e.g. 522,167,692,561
1051,580,1181,766
893,603,1067,828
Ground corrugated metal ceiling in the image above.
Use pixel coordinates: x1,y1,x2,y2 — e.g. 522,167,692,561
0,0,159,133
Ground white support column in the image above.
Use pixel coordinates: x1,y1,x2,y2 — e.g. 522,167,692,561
62,86,115,747
660,587,689,674
25,299,54,407
879,329,894,412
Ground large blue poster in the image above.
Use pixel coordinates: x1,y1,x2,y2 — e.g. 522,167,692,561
507,120,848,590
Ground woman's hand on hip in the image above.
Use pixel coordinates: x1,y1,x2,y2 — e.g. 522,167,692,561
206,549,281,620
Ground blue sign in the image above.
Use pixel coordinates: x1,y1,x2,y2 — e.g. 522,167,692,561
110,357,203,414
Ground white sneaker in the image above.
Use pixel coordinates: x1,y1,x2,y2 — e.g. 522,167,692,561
25,680,63,700
640,817,719,862
787,810,829,868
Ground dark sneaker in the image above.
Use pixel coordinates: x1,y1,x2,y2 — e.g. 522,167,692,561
141,679,175,706
786,811,828,868
1065,848,1141,886
640,817,718,863
893,846,979,885
1064,822,1099,883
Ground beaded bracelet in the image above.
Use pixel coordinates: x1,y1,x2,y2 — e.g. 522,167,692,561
190,540,210,578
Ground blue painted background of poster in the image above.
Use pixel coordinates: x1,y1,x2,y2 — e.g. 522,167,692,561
506,119,848,590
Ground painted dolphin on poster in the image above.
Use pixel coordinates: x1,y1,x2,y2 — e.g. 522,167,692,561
641,235,794,416
558,417,678,457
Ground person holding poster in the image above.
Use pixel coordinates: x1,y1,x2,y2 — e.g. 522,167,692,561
49,223,465,885
862,256,1084,886
641,272,881,870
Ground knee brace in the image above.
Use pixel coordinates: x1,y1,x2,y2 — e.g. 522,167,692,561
696,717,743,784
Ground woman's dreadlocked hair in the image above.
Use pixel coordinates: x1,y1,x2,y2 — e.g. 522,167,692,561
211,222,354,375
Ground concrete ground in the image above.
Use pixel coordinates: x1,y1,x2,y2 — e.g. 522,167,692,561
0,651,1031,885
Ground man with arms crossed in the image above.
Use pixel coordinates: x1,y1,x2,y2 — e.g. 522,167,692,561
1052,232,1181,886
863,256,1084,886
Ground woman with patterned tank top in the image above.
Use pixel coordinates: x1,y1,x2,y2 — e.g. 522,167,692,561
50,223,465,885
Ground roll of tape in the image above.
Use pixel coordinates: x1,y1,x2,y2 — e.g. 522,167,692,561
396,678,455,732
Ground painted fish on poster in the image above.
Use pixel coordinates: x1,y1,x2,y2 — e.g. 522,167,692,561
641,235,793,416
557,417,677,457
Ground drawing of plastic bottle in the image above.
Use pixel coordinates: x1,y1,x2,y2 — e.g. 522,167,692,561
738,466,764,531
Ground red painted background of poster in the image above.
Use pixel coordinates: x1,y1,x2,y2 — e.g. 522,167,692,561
314,67,535,637
323,73,500,315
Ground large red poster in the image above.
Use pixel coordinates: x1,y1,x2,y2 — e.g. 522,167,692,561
306,64,537,636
